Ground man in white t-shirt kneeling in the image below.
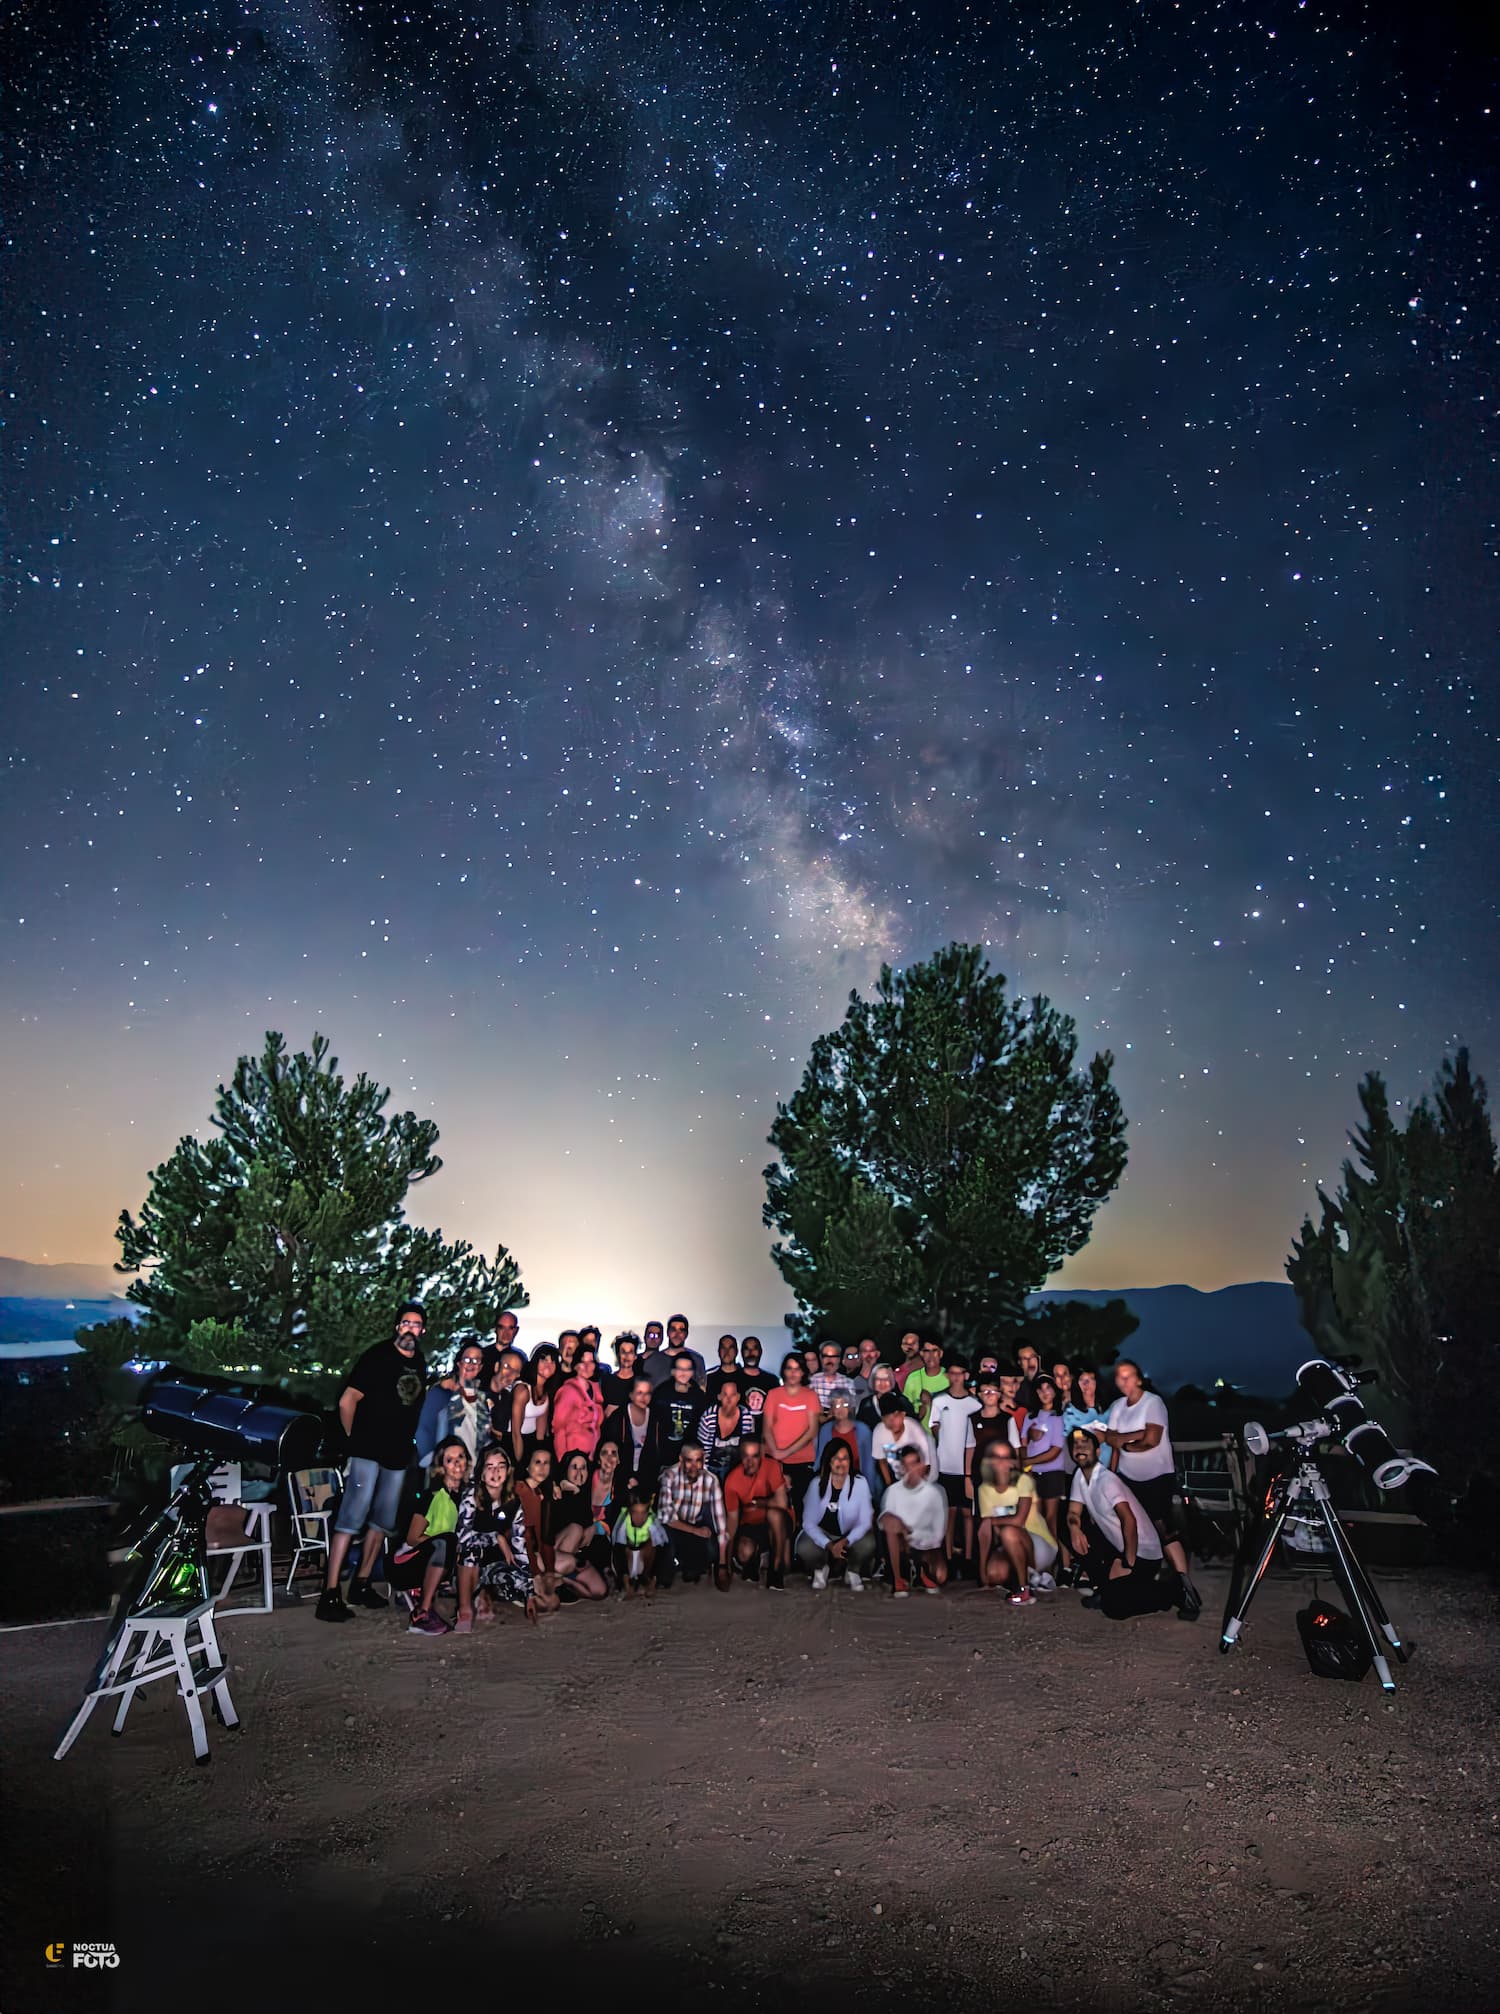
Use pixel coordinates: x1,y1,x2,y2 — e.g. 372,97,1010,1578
878,1443,949,1598
1065,1427,1182,1620
1093,1358,1202,1620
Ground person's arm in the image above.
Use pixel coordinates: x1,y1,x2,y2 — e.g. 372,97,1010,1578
723,1483,741,1549
1112,1496,1141,1574
402,1501,431,1549
697,1409,718,1455
845,1478,874,1545
338,1384,363,1438
785,1402,819,1460
1067,1501,1089,1554
708,1477,728,1562
510,1382,529,1460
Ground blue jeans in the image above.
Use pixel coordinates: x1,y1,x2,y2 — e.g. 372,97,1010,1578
334,1457,406,1537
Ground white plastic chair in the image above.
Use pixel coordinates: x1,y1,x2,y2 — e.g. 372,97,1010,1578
286,1467,342,1592
169,1462,275,1614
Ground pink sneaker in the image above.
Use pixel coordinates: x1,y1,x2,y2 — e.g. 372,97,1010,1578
1009,1588,1037,1606
452,1613,474,1634
408,1610,451,1636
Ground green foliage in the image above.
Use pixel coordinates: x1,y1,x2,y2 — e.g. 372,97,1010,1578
109,1032,527,1395
764,943,1127,1348
1024,1295,1139,1371
70,1317,170,1483
1287,1049,1500,1565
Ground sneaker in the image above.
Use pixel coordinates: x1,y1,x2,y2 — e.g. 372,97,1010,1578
315,1587,352,1623
408,1609,451,1636
1177,1581,1203,1622
348,1580,390,1610
767,1566,785,1591
845,1571,864,1593
1009,1588,1038,1606
919,1568,942,1595
892,1577,910,1598
811,1566,830,1592
1030,1570,1057,1593
452,1613,474,1633
1080,1592,1102,1609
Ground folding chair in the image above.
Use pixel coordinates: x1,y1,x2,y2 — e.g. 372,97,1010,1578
169,1462,275,1613
286,1466,343,1592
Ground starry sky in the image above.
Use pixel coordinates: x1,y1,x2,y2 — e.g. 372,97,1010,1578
4,0,1497,1321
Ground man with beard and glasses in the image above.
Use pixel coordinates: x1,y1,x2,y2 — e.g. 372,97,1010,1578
735,1336,779,1418
318,1302,429,1623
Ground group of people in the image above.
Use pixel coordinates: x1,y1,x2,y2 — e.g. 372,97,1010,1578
313,1304,1203,1632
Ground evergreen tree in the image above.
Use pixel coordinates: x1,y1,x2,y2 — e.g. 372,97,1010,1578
764,943,1127,1348
1024,1295,1139,1372
102,1032,526,1393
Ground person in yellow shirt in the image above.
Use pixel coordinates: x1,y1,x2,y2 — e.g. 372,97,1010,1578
976,1441,1058,1605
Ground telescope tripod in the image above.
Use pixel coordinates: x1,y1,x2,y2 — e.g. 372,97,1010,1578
1219,1453,1410,1692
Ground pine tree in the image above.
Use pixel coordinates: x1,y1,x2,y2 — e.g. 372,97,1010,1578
764,943,1127,1347
103,1032,526,1393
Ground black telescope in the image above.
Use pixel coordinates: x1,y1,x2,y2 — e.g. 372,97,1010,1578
1290,1357,1431,1492
142,1368,323,1473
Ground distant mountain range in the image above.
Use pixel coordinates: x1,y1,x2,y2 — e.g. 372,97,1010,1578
0,1258,1310,1394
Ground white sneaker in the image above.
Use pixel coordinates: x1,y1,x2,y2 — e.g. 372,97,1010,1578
1030,1570,1056,1593
811,1566,830,1591
845,1571,864,1593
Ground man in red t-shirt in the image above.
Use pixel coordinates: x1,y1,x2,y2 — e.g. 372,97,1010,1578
723,1438,792,1590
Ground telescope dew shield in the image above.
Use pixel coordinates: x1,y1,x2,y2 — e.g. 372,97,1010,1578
143,1370,322,1472
1295,1357,1358,1411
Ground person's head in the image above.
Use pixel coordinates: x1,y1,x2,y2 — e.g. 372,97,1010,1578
781,1352,808,1387
829,1389,856,1424
452,1340,485,1388
897,1442,927,1484
495,1310,520,1350
434,1437,470,1493
999,1372,1022,1405
857,1337,881,1373
629,1373,655,1410
818,1341,842,1375
1017,1342,1040,1380
738,1436,764,1478
871,1364,897,1401
945,1355,969,1393
1033,1373,1060,1415
1115,1358,1146,1401
394,1301,426,1348
578,1325,601,1353
496,1348,526,1387
596,1438,620,1480
671,1351,696,1390
678,1442,705,1482
1051,1361,1073,1396
919,1337,944,1373
717,1334,738,1368
977,1372,1002,1411
643,1320,664,1353
1069,1426,1101,1472
841,1344,862,1375
821,1438,854,1489
667,1314,690,1349
523,1446,552,1488
899,1330,920,1360
558,1329,580,1367
717,1374,741,1409
478,1445,512,1504
627,1486,653,1523
573,1344,598,1384
802,1345,821,1377
878,1392,907,1424
1076,1365,1098,1405
742,1335,763,1369
982,1440,1018,1489
560,1450,590,1492
614,1332,640,1375
977,1351,1001,1378
530,1344,561,1393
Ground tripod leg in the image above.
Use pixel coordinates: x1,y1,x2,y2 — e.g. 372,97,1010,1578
1314,1497,1396,1692
1330,1524,1407,1660
1220,1490,1292,1652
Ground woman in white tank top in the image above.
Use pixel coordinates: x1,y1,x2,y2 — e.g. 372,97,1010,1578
511,1343,560,1461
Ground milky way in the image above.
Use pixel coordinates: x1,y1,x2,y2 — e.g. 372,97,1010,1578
4,0,1497,1315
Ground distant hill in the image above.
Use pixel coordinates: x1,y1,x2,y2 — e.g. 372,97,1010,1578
1028,1282,1307,1395
0,1298,140,1347
0,1256,127,1299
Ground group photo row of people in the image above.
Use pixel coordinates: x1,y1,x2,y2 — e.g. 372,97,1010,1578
312,1305,1205,1633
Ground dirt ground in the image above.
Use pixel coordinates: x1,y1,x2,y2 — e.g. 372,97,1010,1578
3,1563,1498,2014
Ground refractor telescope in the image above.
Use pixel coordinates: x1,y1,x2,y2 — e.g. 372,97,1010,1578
1241,1357,1435,1494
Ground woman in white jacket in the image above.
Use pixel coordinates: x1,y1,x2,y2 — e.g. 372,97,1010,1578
796,1439,877,1591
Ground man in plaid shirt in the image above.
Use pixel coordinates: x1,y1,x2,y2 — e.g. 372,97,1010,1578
655,1442,730,1590
810,1339,859,1419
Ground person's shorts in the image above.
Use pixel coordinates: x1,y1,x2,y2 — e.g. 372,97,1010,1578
735,1519,771,1556
334,1457,407,1537
1129,1470,1180,1534
1033,1469,1069,1502
939,1472,970,1509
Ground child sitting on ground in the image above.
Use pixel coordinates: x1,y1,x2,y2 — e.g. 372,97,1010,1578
611,1488,668,1597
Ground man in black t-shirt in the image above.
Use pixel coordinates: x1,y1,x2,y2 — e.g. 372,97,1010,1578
317,1301,429,1624
651,1353,707,1460
705,1334,742,1400
736,1335,780,1419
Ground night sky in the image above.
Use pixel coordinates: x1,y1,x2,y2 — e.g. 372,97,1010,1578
5,0,1497,1320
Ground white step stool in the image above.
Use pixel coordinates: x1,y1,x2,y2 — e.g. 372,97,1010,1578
54,1596,238,1765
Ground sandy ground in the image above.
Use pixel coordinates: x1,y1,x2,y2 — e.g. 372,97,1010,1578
3,1564,1498,2014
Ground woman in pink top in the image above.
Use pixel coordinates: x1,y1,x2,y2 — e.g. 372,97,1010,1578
550,1344,606,1462
762,1353,822,1516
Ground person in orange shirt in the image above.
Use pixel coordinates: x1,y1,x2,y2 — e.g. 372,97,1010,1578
722,1438,792,1589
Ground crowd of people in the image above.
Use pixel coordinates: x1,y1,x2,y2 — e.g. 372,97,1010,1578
313,1304,1204,1632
